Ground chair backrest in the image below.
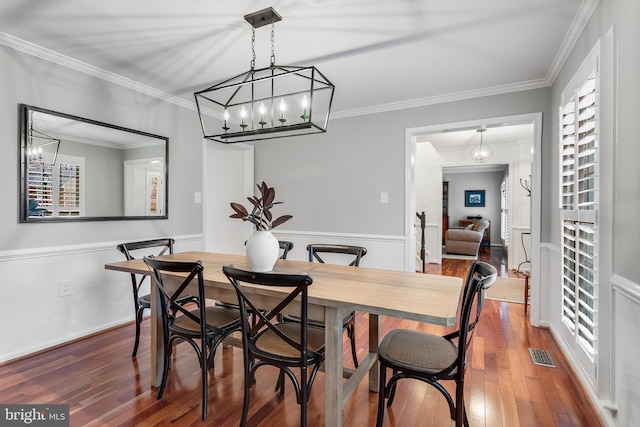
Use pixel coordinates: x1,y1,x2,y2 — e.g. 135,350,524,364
222,265,318,360
279,241,294,259
117,238,174,261
448,261,497,376
143,256,211,335
306,244,367,267
116,238,175,299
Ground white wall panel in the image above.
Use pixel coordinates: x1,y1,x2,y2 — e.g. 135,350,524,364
0,235,203,363
273,230,405,272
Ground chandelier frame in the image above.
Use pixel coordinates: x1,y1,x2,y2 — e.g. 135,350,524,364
194,7,335,144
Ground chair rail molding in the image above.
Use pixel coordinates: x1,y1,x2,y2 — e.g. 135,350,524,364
272,230,405,271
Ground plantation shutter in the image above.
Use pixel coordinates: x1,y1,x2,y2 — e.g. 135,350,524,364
58,163,81,216
28,161,53,211
560,68,598,358
27,155,83,218
500,176,509,247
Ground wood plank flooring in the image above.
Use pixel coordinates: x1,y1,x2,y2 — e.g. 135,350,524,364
0,247,603,426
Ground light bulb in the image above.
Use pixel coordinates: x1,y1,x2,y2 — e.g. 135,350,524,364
279,99,286,122
240,106,247,128
301,95,309,120
222,109,230,131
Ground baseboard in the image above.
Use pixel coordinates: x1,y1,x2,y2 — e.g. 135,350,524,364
540,321,615,426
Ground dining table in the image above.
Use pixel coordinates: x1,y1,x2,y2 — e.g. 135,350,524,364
105,251,463,427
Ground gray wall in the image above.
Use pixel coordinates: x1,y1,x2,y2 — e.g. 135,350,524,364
71,141,123,216
443,170,504,245
1,45,203,250
256,89,551,239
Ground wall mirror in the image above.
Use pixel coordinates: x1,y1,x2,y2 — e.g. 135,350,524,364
19,104,168,222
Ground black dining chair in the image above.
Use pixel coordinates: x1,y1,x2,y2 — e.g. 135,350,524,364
222,265,325,427
375,261,497,427
303,244,367,367
116,238,198,358
275,243,366,393
144,256,242,421
278,240,294,259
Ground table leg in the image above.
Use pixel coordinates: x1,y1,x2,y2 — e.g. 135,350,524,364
324,306,343,427
368,313,380,392
150,275,163,389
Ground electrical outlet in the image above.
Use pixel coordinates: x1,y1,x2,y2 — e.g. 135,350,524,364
59,280,72,297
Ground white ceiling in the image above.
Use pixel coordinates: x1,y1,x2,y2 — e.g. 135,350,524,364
420,123,534,153
0,0,590,117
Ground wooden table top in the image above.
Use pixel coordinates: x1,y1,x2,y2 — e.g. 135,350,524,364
105,251,462,326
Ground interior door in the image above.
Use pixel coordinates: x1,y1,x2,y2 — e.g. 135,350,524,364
203,142,254,255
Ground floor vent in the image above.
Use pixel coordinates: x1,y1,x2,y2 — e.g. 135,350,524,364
529,348,556,368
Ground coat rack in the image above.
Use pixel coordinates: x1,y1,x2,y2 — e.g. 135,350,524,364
520,175,531,197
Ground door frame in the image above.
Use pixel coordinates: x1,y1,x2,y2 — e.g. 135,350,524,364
404,112,542,326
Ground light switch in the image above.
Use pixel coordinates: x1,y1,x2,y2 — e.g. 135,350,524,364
380,192,389,204
194,192,202,204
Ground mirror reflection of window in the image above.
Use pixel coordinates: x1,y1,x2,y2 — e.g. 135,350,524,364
149,175,158,214
27,153,84,217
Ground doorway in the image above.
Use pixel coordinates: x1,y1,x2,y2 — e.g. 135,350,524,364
404,112,542,326
203,141,254,255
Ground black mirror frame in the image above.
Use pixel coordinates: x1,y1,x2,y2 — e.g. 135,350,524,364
19,104,169,223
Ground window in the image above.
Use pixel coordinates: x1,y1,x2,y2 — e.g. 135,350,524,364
559,50,599,364
27,154,84,217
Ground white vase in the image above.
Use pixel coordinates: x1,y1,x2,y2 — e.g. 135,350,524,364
245,230,279,272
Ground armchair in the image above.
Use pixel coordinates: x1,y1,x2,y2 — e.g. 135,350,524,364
444,219,490,256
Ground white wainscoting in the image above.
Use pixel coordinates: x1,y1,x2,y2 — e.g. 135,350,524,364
423,222,441,264
610,274,640,427
272,230,406,271
538,243,640,427
0,235,203,363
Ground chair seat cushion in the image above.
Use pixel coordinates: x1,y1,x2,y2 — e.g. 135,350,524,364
139,293,151,307
379,329,458,374
172,306,240,334
252,322,325,360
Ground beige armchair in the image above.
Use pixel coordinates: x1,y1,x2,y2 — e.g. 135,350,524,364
444,219,490,256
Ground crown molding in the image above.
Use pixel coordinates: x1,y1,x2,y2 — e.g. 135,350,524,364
331,78,549,120
0,31,195,112
546,0,600,84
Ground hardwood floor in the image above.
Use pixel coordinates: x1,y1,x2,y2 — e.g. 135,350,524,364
0,247,603,426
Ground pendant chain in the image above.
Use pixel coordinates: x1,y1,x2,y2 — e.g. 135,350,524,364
250,26,256,70
270,20,276,66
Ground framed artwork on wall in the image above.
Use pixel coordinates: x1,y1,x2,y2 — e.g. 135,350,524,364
465,190,485,207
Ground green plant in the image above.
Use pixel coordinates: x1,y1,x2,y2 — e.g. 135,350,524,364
230,181,293,231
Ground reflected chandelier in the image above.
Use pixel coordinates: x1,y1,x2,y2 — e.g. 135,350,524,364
194,7,335,144
470,128,493,163
27,110,60,165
